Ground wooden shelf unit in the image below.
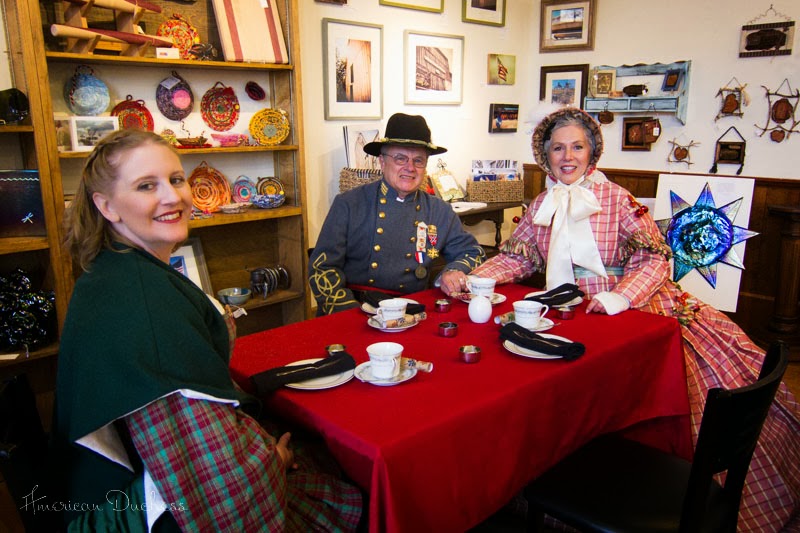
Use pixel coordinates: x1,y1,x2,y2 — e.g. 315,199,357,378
0,0,309,360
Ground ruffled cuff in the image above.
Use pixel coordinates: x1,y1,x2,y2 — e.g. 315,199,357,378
592,291,630,315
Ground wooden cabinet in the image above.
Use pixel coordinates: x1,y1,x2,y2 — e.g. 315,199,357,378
32,0,309,337
584,61,692,124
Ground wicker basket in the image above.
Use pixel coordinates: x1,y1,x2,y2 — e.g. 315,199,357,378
339,167,382,193
466,180,524,203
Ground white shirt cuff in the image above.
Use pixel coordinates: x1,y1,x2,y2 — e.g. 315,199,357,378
592,291,630,315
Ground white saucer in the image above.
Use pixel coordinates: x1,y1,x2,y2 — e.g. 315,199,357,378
518,317,555,332
361,298,419,315
354,361,417,386
456,293,507,305
283,358,355,390
367,316,419,332
503,333,572,360
525,290,583,307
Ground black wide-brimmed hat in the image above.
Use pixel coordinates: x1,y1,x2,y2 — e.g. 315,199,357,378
363,113,447,156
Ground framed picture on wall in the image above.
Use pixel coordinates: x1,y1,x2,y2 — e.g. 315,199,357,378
404,30,464,105
539,64,589,108
540,0,596,53
487,54,515,85
738,21,794,58
463,0,506,27
621,117,652,151
380,0,443,12
489,103,519,133
591,68,616,97
69,116,119,152
170,238,212,294
322,18,383,120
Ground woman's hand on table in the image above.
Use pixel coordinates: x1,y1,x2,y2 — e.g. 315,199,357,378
440,270,468,297
276,432,298,471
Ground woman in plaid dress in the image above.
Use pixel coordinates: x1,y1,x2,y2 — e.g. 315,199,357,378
471,107,799,531
55,130,362,532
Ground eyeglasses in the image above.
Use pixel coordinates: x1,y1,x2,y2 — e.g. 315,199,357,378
382,152,428,169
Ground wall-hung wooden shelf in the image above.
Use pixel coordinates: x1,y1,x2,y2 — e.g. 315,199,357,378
584,60,691,124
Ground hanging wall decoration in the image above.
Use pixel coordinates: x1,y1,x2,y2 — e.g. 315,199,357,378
754,78,799,143
157,13,201,60
715,77,749,121
739,4,794,58
156,71,194,121
200,82,240,132
709,126,746,175
667,138,700,166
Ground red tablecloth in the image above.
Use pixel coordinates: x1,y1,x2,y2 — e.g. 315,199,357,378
230,285,691,532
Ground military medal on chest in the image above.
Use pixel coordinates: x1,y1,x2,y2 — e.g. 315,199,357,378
415,222,428,279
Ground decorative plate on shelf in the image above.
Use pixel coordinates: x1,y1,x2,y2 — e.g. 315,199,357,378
232,176,256,203
156,71,194,121
64,65,110,116
200,82,240,132
157,13,200,60
111,95,154,131
256,177,284,196
249,108,290,145
188,161,231,213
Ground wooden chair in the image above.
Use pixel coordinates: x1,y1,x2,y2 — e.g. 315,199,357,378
0,374,63,532
524,341,789,533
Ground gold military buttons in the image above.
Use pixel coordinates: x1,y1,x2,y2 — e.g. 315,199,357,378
374,245,381,252
371,262,378,269
404,268,411,273
380,198,387,204
379,212,386,219
377,228,384,234
405,253,412,258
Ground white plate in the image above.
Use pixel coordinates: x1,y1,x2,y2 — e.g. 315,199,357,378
367,316,419,332
518,317,555,332
456,293,507,305
503,333,573,360
283,358,355,390
361,298,420,315
525,290,583,307
354,361,417,386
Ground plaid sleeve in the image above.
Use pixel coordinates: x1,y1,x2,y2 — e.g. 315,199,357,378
126,393,288,531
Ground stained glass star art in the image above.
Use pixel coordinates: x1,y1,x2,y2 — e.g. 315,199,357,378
655,182,758,288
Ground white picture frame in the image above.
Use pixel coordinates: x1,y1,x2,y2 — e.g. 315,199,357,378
69,116,119,152
404,30,464,105
323,18,383,120
170,238,213,294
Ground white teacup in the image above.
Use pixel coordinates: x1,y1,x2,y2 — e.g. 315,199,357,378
367,341,403,379
376,298,408,321
466,276,496,297
513,300,550,329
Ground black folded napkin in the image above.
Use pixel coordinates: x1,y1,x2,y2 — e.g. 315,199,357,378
525,283,585,307
251,352,357,394
499,322,585,361
358,290,425,315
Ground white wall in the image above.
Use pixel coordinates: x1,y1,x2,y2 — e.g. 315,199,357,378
300,0,800,249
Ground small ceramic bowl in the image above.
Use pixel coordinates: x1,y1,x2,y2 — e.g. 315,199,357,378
217,287,251,306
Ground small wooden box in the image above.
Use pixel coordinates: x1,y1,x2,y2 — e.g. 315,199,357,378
466,180,524,203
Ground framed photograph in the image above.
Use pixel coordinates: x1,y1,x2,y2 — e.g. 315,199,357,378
488,103,519,133
739,21,794,58
430,172,465,202
621,117,652,152
540,0,596,53
69,116,119,152
487,54,515,85
404,30,464,105
343,123,381,169
463,0,506,27
591,68,616,97
379,0,443,12
54,114,72,152
539,64,589,108
170,238,212,294
661,69,683,92
322,19,383,120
